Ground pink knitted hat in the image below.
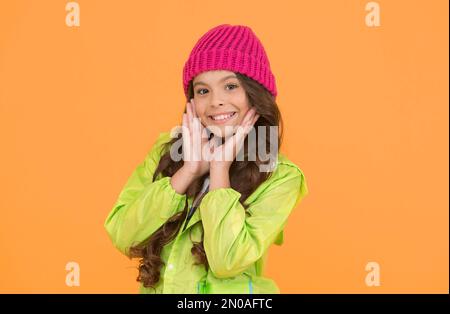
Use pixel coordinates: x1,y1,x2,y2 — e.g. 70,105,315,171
182,24,277,98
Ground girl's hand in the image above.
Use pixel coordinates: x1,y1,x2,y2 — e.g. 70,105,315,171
209,107,260,171
181,98,211,178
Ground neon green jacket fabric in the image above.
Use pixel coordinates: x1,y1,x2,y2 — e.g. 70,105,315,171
104,131,309,294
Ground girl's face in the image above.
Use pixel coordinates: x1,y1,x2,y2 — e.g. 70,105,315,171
192,70,251,138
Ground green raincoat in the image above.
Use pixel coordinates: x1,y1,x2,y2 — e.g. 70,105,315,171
104,131,309,294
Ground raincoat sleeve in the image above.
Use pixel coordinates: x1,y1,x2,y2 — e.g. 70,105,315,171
199,164,308,279
104,132,187,257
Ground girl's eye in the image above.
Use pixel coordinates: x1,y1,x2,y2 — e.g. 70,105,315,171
195,84,238,95
196,88,208,95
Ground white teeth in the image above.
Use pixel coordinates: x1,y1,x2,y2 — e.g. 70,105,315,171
210,112,235,121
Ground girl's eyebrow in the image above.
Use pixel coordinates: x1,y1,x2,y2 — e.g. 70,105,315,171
193,75,237,88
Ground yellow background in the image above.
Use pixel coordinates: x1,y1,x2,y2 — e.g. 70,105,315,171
0,0,448,293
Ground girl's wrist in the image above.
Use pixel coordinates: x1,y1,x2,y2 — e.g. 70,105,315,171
209,164,230,190
180,165,203,179
209,162,231,173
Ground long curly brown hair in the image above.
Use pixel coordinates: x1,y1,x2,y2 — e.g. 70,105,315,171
128,72,284,289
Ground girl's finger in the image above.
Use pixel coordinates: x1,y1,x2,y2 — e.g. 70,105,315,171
242,107,256,126
186,100,193,130
200,124,209,144
240,108,255,130
194,115,201,136
192,116,202,138
251,114,260,126
182,113,192,160
192,99,205,132
246,114,259,134
231,129,246,159
182,113,188,135
209,135,216,152
191,98,197,118
191,117,198,153
209,135,220,160
240,112,258,135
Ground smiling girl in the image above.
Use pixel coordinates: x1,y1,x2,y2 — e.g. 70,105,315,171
104,24,309,294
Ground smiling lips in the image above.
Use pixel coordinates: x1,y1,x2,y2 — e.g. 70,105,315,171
208,112,237,124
